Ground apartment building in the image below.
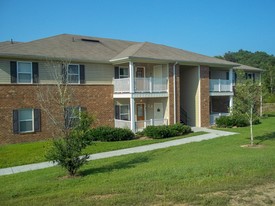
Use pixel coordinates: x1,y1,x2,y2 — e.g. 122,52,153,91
0,34,262,144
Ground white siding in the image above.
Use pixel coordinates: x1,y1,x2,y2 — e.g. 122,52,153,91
85,63,113,84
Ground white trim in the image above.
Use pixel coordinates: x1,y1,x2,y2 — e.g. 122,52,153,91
130,97,135,132
17,61,33,84
67,64,80,84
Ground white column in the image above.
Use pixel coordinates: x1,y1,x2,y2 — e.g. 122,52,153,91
129,61,135,132
229,95,233,114
130,97,135,132
229,68,233,92
129,61,134,93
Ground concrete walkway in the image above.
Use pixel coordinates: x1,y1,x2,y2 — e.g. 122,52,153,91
0,128,237,176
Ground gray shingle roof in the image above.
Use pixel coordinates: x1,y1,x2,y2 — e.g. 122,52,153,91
0,34,239,67
0,34,136,63
111,41,239,66
234,64,263,71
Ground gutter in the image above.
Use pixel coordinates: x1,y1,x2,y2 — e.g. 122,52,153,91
173,62,178,124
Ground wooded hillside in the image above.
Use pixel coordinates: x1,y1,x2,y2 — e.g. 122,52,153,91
217,50,275,102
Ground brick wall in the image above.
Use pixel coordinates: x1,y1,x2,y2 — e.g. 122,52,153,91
200,66,210,127
168,63,180,125
0,84,114,144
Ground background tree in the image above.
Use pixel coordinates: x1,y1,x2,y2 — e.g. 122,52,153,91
216,49,275,100
233,71,262,146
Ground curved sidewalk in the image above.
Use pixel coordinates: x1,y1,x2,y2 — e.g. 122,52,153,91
0,128,237,176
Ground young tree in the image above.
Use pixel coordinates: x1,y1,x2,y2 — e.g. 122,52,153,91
37,59,93,176
233,71,262,146
46,112,93,176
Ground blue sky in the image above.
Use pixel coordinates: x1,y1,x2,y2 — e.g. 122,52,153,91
0,0,275,56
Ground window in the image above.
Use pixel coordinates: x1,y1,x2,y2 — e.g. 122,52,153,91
115,105,130,120
19,109,33,132
67,64,80,83
13,109,41,134
17,62,32,83
10,61,39,84
62,64,85,84
120,105,130,120
64,106,85,128
245,72,255,81
119,67,129,78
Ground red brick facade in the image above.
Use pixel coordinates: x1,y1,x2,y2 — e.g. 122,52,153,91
0,84,114,144
168,63,180,124
200,66,210,127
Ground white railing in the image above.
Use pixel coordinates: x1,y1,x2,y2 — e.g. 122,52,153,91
135,119,168,132
210,113,229,125
114,119,131,129
113,78,130,93
114,118,168,132
114,78,168,93
210,79,232,92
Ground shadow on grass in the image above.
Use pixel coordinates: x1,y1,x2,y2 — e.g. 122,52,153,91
80,156,150,176
255,132,275,145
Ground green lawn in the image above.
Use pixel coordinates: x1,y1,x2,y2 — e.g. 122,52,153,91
1,117,275,205
0,131,205,168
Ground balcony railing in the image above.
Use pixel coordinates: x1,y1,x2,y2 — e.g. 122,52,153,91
210,79,232,92
114,118,168,132
210,113,229,125
114,78,168,93
114,119,131,129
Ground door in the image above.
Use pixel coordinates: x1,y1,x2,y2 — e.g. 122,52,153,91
136,67,145,77
153,65,163,91
154,103,164,125
136,103,145,121
135,67,145,92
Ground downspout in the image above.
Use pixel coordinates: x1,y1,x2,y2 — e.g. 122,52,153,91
173,62,178,124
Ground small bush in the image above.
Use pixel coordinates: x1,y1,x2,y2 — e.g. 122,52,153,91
89,126,134,142
215,116,234,128
264,94,275,103
143,124,192,139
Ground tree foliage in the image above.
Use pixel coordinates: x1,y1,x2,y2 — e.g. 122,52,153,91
46,112,94,176
233,71,262,145
217,49,275,97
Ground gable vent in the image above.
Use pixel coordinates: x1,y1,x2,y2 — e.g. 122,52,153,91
81,38,100,43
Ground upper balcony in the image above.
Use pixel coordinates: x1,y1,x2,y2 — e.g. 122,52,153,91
209,79,232,92
209,68,234,96
114,77,168,93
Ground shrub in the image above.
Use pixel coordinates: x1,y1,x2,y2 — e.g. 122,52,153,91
235,114,249,127
215,114,261,128
215,116,235,128
89,126,135,142
143,124,192,139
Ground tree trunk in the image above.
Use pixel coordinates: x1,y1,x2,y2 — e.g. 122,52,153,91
250,106,254,146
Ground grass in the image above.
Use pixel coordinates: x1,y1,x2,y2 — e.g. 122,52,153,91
0,116,275,205
0,131,205,168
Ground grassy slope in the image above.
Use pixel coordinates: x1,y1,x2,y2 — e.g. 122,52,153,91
0,117,275,205
0,132,205,168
